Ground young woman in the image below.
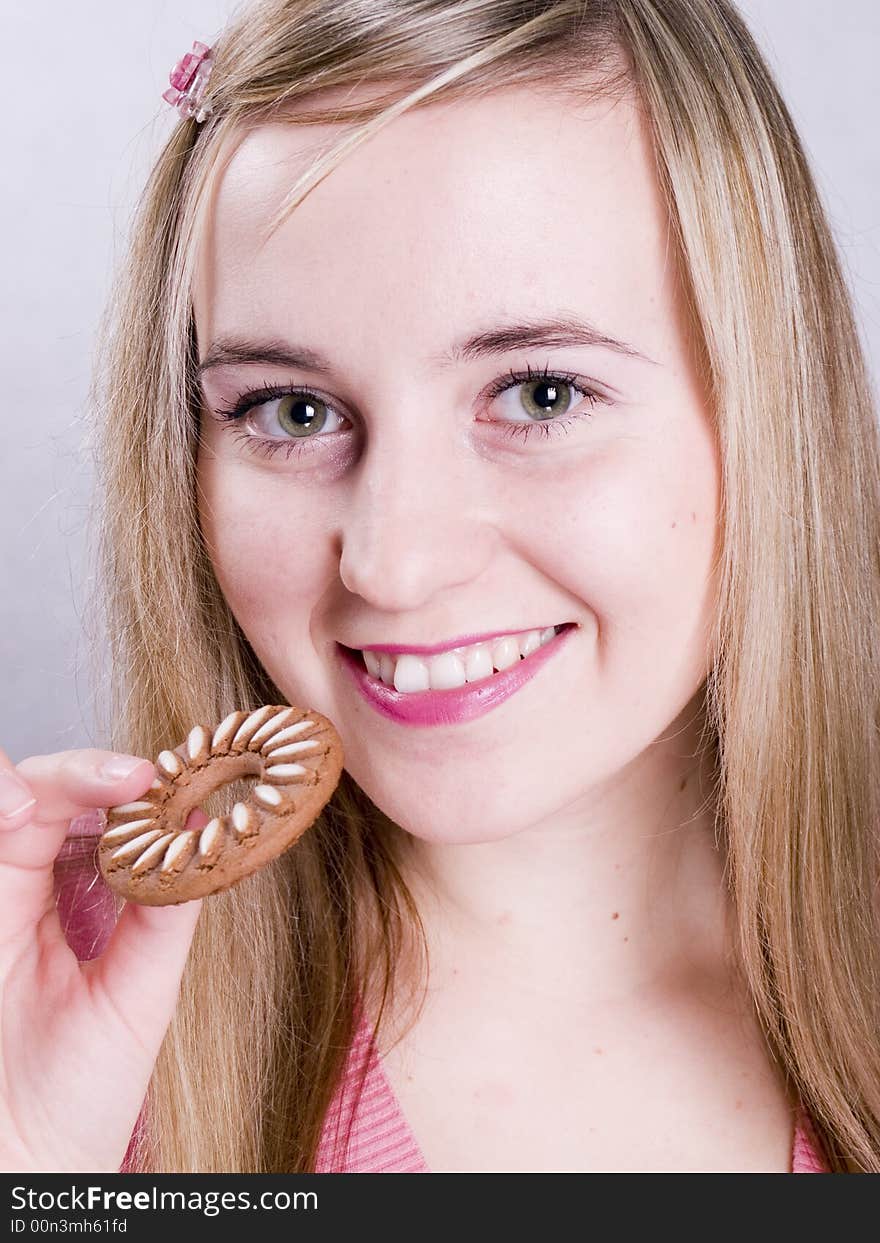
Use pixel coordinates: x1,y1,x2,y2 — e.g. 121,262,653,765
2,0,878,1172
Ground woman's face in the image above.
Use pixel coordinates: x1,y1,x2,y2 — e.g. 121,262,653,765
194,84,721,845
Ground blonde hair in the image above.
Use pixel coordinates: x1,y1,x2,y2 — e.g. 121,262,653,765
85,0,880,1171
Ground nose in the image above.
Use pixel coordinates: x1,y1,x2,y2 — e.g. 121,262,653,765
336,433,495,613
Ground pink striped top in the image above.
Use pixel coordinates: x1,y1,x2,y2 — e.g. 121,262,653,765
57,813,829,1173
314,1002,830,1173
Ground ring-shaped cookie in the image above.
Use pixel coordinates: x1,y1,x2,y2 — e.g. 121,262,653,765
98,705,344,905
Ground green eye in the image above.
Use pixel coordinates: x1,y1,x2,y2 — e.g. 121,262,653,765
213,363,606,463
276,394,330,437
518,378,573,421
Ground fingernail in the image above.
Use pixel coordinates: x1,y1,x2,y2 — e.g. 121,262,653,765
0,771,37,821
99,755,149,782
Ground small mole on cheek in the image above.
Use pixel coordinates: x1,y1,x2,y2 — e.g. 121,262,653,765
623,936,629,943
679,776,688,792
671,521,677,529
593,1047,604,1055
691,511,697,522
611,912,619,921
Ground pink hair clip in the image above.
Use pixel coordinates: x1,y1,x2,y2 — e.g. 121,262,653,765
162,40,215,122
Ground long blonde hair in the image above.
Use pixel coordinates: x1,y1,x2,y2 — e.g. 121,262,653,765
85,0,880,1171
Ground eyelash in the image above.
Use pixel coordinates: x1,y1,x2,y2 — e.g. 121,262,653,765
209,362,606,462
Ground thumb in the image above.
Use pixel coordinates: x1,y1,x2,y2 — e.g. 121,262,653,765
90,896,204,1050
87,808,209,1046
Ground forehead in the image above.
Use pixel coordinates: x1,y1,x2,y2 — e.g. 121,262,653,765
193,84,671,359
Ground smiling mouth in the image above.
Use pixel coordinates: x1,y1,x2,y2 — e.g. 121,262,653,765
340,622,576,694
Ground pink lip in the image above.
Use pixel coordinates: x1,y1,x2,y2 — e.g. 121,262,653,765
336,623,576,727
356,626,564,658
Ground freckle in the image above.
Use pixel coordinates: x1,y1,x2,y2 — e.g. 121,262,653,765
611,911,619,920
691,511,697,522
679,776,687,791
613,862,620,871
734,1099,742,1110
671,521,677,528
623,936,629,942
593,1047,603,1055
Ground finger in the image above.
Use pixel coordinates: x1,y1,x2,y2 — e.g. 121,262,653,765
184,808,210,833
0,748,155,943
87,807,211,1043
13,749,155,838
0,764,37,830
88,896,204,1055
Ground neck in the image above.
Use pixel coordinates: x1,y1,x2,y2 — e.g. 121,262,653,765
383,704,737,1020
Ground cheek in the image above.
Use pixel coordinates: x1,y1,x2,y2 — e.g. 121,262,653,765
196,456,332,651
515,430,720,668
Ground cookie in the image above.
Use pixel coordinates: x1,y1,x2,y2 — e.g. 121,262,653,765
98,705,344,906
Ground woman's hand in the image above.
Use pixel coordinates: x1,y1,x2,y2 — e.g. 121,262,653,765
0,745,202,1173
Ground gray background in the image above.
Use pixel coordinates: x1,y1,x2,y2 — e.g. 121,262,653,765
2,2,878,762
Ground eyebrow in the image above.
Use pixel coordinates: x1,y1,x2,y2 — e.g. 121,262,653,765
196,314,658,378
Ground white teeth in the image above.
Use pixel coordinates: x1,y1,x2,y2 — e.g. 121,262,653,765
464,644,494,683
394,655,431,694
520,631,542,657
359,625,565,693
491,635,522,672
421,651,466,691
